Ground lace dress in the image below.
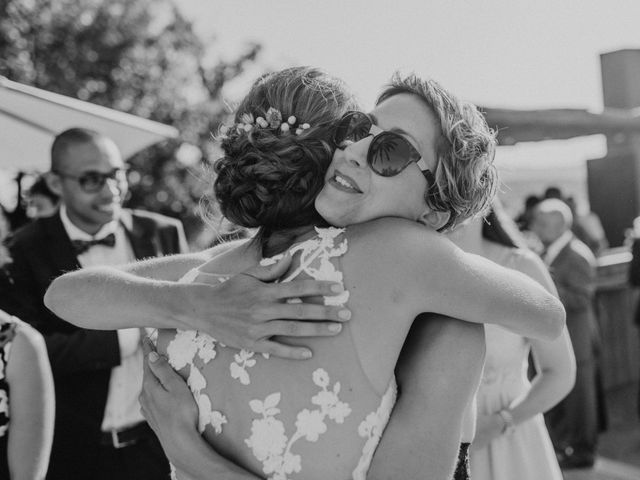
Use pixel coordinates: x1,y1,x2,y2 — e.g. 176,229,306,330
469,250,563,480
0,314,17,478
157,228,397,480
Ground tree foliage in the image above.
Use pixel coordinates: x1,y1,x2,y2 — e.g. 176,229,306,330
0,0,261,243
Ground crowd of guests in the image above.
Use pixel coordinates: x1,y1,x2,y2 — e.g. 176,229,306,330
0,66,633,480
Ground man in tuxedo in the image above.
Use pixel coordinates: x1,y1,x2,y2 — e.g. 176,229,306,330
6,128,187,480
531,198,600,469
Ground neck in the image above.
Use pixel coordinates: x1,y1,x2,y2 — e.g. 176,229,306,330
260,225,319,258
447,217,486,255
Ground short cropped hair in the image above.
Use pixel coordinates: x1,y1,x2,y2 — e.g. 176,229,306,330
51,128,104,171
377,73,498,231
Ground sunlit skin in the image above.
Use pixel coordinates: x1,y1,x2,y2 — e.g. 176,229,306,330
46,138,127,235
315,93,441,227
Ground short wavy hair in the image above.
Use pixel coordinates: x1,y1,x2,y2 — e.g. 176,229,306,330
377,73,498,231
204,67,359,254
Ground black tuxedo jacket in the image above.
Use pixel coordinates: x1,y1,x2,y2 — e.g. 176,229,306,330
5,209,187,479
628,239,640,325
549,236,599,363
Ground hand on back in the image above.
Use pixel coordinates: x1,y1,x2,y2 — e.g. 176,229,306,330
178,253,351,360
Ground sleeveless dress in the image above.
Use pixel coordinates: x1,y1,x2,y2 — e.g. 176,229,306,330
0,314,17,478
157,228,397,480
469,250,563,480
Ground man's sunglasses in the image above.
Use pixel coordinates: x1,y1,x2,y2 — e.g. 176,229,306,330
333,111,433,180
53,168,127,193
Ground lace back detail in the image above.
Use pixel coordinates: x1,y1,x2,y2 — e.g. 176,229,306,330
261,227,349,306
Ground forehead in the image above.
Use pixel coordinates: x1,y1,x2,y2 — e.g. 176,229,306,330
58,138,123,172
370,93,440,162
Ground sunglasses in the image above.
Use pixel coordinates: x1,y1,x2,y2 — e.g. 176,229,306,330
333,111,433,179
54,168,127,193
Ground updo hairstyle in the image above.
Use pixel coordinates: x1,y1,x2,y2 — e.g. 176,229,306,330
211,67,359,252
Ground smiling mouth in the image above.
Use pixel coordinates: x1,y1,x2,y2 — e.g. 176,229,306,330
329,171,362,193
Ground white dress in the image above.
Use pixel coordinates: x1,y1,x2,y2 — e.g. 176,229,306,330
158,228,397,480
470,250,563,480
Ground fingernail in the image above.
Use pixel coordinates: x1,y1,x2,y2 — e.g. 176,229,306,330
148,352,159,363
330,283,344,293
329,323,342,333
301,350,312,359
338,309,351,321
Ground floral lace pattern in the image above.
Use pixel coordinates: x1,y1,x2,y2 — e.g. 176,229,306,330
246,368,352,480
0,318,17,439
166,228,396,480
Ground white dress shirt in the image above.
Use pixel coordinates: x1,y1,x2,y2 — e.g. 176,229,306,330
59,206,146,431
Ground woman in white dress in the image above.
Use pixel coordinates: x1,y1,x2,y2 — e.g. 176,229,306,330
451,205,575,480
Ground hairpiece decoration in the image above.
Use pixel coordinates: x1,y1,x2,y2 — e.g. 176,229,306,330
218,107,311,138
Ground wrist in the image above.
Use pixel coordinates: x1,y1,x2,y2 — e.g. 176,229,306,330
496,409,515,435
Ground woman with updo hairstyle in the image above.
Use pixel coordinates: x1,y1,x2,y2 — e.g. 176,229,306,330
47,67,565,480
211,67,359,255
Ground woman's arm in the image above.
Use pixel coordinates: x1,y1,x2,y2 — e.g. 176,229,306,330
44,245,351,360
472,253,576,448
362,218,566,340
472,251,576,449
367,315,485,479
6,319,55,480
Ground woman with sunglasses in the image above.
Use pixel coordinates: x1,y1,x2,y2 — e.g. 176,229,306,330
46,67,564,480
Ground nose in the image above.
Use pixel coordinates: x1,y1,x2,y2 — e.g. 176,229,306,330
101,176,126,198
341,135,372,169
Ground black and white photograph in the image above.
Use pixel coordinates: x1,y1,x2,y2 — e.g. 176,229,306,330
1,1,640,479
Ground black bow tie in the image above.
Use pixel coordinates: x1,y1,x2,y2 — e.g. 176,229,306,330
71,233,116,255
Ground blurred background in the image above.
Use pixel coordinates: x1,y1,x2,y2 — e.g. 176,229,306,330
3,0,640,250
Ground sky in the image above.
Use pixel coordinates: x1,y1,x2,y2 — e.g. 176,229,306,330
177,0,640,212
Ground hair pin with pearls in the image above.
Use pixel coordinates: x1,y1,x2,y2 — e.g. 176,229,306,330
219,107,311,137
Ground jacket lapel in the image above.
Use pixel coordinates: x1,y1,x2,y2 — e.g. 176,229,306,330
42,214,82,273
120,210,158,260
550,236,573,269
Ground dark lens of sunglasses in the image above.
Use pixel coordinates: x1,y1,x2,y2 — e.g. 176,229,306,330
335,113,371,145
369,133,417,176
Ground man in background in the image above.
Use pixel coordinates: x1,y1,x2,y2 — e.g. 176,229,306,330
6,128,188,480
531,198,601,469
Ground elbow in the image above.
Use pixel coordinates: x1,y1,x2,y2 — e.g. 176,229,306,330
43,279,61,316
43,276,76,325
543,297,566,341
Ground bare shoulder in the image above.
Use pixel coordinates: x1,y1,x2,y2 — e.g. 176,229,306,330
347,217,452,257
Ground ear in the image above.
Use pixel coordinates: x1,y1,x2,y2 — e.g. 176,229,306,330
44,172,63,197
417,208,450,231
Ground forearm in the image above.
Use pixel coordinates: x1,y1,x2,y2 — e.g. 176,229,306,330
45,268,195,330
367,396,459,480
508,368,574,425
508,332,576,425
